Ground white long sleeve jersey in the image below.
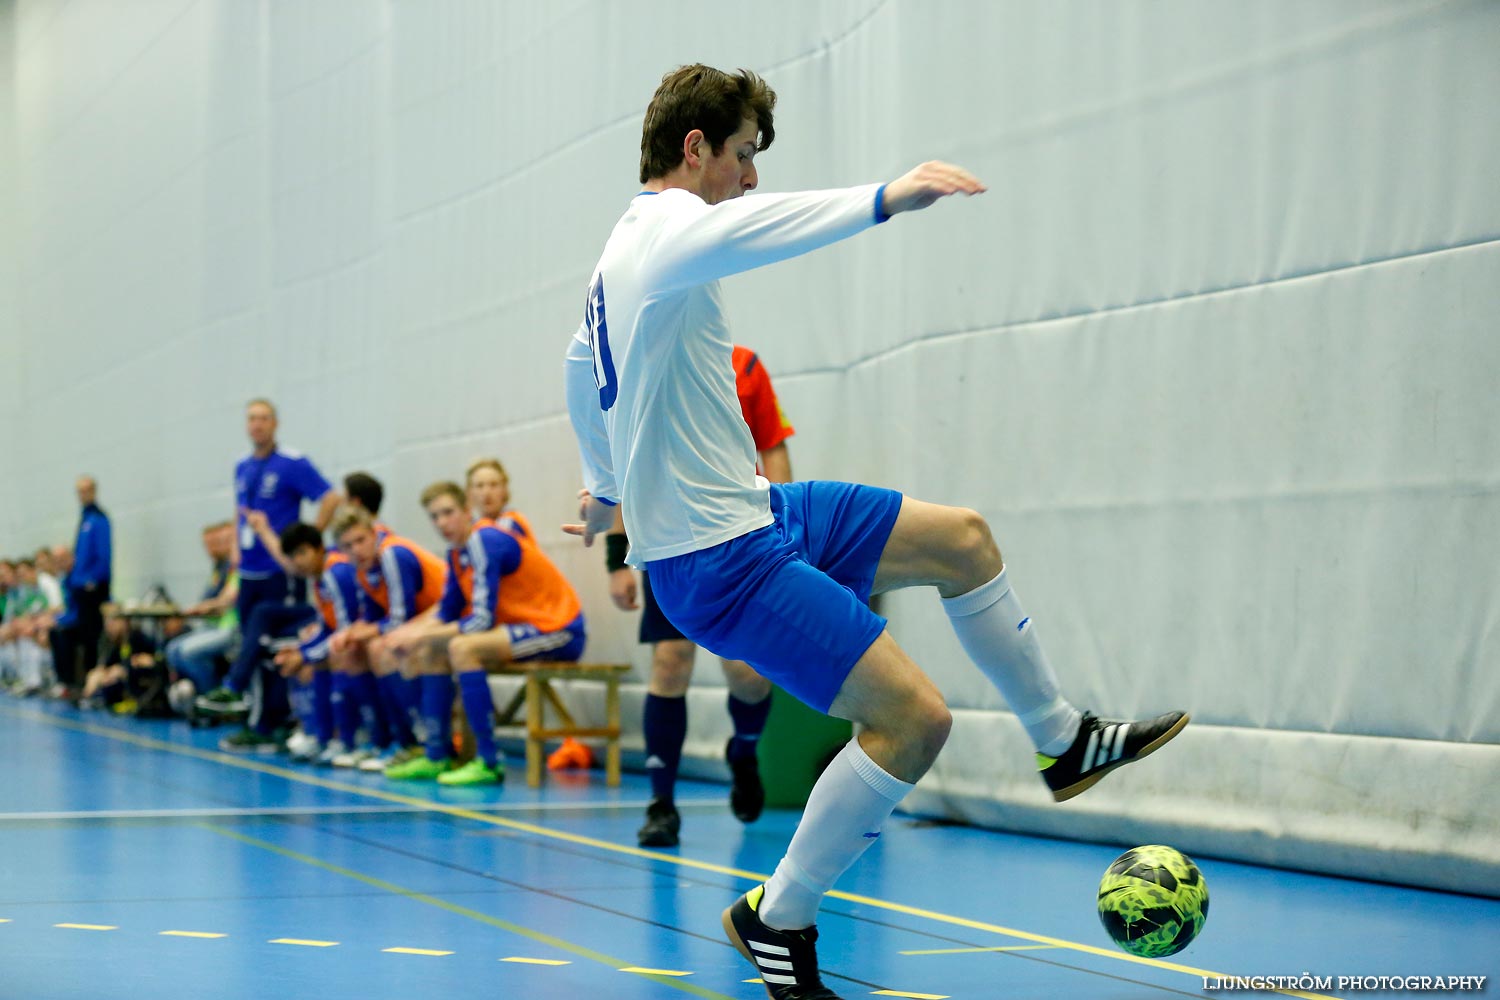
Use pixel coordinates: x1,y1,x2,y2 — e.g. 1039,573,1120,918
565,183,886,566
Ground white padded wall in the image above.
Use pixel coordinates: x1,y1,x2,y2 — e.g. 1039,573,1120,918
3,0,1496,894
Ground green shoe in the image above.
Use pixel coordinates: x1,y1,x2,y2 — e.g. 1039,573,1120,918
392,744,425,765
219,728,281,755
437,758,504,786
196,686,249,716
384,754,451,780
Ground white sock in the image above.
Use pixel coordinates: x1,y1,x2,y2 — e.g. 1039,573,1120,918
759,738,913,931
942,567,1081,757
19,641,46,688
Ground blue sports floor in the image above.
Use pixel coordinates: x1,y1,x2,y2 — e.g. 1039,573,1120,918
1,697,1495,1000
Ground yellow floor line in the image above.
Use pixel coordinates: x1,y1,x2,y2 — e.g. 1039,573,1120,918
383,947,454,956
160,930,228,939
55,923,117,931
873,991,951,999
9,706,1336,1000
901,945,1059,956
270,938,339,947
201,823,734,1000
621,967,693,976
501,957,571,966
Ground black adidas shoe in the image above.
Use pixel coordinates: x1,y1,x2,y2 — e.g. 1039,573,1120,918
636,799,681,847
727,738,766,824
1038,710,1189,802
722,886,845,1000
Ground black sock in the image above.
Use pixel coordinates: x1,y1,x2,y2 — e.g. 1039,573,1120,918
726,693,771,762
643,693,687,804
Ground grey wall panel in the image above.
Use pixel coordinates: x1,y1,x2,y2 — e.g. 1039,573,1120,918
2,0,1495,891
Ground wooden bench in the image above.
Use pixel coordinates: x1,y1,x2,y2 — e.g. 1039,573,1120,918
489,661,631,787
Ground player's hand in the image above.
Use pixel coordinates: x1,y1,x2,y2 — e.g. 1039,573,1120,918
297,622,320,642
609,568,638,611
881,161,986,215
240,508,270,535
562,490,617,547
329,629,350,655
274,648,303,676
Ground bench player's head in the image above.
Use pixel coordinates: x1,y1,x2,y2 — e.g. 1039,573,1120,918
421,481,470,547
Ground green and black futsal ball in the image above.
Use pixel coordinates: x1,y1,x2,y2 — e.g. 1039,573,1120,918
1097,845,1209,957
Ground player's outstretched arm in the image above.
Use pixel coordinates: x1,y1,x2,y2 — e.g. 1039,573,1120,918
880,161,986,216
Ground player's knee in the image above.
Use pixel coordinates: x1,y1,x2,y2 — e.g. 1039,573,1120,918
943,507,1001,592
448,635,481,674
649,640,695,695
910,692,953,762
956,507,1000,565
720,658,769,699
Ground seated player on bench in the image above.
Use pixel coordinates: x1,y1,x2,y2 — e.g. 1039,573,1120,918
329,507,446,768
382,477,585,786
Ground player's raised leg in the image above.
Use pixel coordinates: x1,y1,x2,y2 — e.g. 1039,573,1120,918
872,496,1188,801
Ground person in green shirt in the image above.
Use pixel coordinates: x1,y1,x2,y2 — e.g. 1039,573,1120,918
2,559,52,694
163,522,241,710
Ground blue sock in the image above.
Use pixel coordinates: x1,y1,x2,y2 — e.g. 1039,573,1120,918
312,670,334,743
285,678,306,722
397,675,421,743
356,673,387,748
332,673,360,746
458,671,499,768
290,676,317,736
727,693,772,762
420,674,455,762
378,673,415,747
643,694,687,804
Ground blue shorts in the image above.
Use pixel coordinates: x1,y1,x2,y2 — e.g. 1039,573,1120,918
646,481,904,713
503,613,587,663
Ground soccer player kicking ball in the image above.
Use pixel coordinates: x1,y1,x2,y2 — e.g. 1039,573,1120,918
564,64,1189,1000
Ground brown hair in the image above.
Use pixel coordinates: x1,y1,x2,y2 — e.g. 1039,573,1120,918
420,480,467,509
246,398,278,418
639,65,776,183
330,506,373,538
464,458,508,486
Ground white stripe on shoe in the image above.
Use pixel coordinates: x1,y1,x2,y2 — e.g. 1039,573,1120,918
1082,729,1101,771
749,941,790,956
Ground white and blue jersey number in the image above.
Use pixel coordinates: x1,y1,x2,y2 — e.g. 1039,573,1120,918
585,274,617,411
